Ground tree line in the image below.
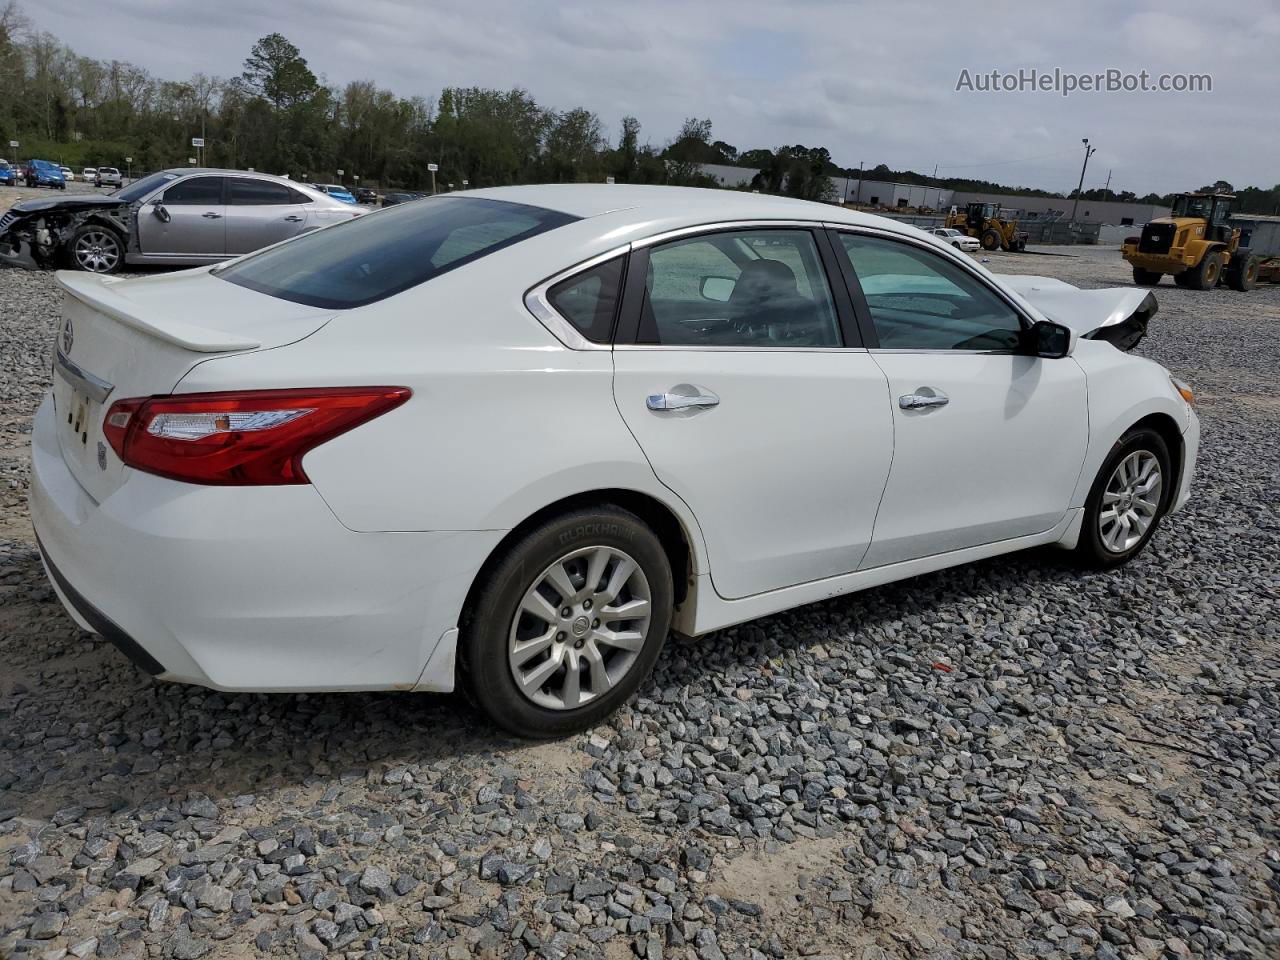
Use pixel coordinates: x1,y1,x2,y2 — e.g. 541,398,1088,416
1,2,1276,213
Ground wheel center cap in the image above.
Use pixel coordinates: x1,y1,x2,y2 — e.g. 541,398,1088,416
570,616,591,638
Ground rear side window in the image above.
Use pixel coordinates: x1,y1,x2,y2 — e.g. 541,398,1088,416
546,256,625,343
218,197,577,309
228,178,299,205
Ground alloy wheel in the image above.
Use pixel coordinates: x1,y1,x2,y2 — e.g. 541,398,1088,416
507,545,652,711
73,230,121,273
1098,450,1163,553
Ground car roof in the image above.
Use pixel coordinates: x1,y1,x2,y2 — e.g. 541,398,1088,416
461,183,929,248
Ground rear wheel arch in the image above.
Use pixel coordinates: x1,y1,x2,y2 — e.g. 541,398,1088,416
460,488,700,633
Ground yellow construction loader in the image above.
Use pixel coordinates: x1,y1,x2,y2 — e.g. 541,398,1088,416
945,202,1028,252
1121,192,1280,291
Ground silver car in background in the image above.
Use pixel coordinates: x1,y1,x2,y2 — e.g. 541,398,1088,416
95,167,123,188
0,168,366,273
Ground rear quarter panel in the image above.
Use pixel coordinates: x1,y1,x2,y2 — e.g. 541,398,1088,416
174,231,711,571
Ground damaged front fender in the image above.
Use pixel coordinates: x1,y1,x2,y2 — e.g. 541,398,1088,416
0,197,135,272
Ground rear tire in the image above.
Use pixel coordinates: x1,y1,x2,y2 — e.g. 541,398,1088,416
1173,271,1193,288
1132,267,1162,286
1185,250,1223,290
1227,252,1258,292
981,228,1002,251
460,506,673,739
1075,427,1172,570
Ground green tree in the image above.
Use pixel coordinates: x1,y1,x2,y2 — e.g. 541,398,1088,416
242,33,319,109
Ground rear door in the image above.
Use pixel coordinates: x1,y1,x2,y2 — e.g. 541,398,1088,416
137,175,226,257
225,177,313,254
611,226,894,600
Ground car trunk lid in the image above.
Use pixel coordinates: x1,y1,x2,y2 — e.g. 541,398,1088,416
51,269,336,503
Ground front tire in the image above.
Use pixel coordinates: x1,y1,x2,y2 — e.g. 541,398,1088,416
69,224,124,274
981,228,1002,250
1075,427,1171,569
1185,250,1223,290
1227,253,1258,292
461,506,673,738
1132,267,1162,286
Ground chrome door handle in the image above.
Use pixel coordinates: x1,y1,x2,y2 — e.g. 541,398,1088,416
283,215,304,222
202,212,222,219
647,391,719,411
899,393,949,409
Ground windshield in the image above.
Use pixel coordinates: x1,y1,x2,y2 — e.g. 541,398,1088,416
218,196,577,309
112,171,180,202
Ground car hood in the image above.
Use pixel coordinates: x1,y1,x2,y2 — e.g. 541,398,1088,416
7,195,129,216
999,275,1157,351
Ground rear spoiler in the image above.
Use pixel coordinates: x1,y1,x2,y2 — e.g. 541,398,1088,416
55,270,262,353
999,276,1156,352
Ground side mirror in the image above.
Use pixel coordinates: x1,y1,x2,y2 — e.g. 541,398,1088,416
1026,319,1075,359
152,202,171,224
700,275,736,302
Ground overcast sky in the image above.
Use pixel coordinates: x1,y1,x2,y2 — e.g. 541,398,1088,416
29,0,1280,195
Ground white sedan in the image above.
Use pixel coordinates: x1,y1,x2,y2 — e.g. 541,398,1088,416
31,185,1198,738
926,226,982,252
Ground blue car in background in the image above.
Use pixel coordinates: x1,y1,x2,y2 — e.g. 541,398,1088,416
313,182,357,204
0,162,15,186
25,159,66,189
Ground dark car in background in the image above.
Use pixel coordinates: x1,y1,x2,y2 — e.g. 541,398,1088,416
381,191,427,207
25,160,66,189
354,186,378,204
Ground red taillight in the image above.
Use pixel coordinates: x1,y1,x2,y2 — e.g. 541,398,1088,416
102,387,411,485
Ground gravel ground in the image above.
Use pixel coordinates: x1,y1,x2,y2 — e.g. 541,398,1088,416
1,248,1278,960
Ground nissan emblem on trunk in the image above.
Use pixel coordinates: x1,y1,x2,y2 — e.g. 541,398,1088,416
61,318,74,355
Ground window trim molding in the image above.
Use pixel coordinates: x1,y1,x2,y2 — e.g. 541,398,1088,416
824,222,1037,354
523,244,632,351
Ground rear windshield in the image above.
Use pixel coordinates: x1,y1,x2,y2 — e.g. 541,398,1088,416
217,196,577,309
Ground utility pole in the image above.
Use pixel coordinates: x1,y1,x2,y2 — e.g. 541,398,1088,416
1070,138,1097,226
1103,168,1112,199
855,160,864,206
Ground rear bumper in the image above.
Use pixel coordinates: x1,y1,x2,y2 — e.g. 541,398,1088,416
29,395,502,692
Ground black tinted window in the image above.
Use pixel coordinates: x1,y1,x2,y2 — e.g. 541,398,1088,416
218,196,577,309
164,177,223,205
228,178,297,205
547,256,625,343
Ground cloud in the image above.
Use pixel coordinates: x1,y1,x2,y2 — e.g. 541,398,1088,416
27,0,1278,193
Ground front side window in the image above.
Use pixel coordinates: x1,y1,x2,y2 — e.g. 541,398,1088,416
227,178,298,206
838,233,1023,351
163,177,224,205
639,229,840,347
219,196,577,309
546,256,625,344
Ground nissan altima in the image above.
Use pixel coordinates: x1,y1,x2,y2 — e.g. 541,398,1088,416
30,185,1198,737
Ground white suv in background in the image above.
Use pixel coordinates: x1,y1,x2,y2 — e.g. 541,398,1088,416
95,167,122,188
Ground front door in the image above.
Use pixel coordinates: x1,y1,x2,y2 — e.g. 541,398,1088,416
611,227,894,600
831,230,1089,568
137,175,226,257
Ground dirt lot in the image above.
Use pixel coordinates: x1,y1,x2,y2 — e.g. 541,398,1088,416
0,245,1277,960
